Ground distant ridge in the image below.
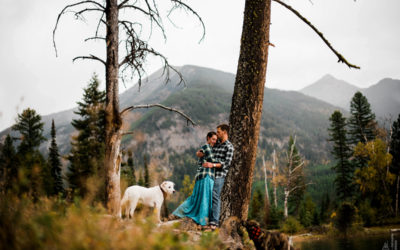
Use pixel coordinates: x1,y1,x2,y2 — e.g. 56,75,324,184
300,74,360,110
300,75,400,119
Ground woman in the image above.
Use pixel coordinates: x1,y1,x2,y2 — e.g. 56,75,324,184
172,131,218,227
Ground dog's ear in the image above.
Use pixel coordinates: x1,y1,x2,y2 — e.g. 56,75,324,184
160,181,167,190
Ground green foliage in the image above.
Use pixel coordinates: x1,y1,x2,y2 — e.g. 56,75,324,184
248,188,264,223
11,108,47,199
144,155,150,187
354,139,394,214
282,216,303,234
358,199,377,226
390,114,400,175
299,196,316,228
121,150,136,186
48,120,64,195
333,202,357,235
12,108,46,154
348,91,376,145
266,206,284,229
68,74,106,199
181,175,195,198
0,134,17,190
328,110,354,201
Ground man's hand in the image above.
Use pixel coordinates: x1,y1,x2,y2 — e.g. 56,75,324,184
196,150,204,158
202,162,213,168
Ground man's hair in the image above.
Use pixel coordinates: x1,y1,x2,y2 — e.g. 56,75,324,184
206,131,217,140
217,124,230,136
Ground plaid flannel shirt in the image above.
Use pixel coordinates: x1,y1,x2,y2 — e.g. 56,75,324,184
195,144,217,181
213,140,234,179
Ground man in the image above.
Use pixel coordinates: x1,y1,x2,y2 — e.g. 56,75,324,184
198,124,234,229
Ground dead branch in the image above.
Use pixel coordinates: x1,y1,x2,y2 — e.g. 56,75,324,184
73,54,106,65
53,0,105,57
120,104,196,126
84,36,106,42
169,0,205,43
272,0,360,69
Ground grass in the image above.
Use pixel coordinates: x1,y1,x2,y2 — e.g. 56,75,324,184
0,192,225,250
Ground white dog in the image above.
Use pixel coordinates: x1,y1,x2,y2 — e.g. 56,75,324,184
121,181,175,222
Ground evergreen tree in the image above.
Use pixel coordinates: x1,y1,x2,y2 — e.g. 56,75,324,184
127,150,136,185
328,111,354,201
12,108,46,199
390,115,400,214
348,92,376,145
0,134,17,190
138,171,145,186
48,120,64,195
248,188,264,224
68,74,106,197
390,114,400,176
144,155,150,187
12,108,46,154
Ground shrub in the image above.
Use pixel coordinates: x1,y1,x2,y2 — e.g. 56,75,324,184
282,217,303,234
333,202,357,235
359,199,377,226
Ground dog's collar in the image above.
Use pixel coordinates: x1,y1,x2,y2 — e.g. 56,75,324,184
159,185,167,199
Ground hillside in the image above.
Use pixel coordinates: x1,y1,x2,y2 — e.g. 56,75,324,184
1,65,345,182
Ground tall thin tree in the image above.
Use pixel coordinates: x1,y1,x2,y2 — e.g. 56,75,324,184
328,110,354,201
48,119,64,195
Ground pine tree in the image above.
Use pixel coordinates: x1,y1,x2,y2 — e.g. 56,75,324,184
348,92,376,145
144,155,150,187
12,108,46,154
249,188,264,224
0,134,17,190
68,74,106,197
138,171,145,186
48,119,64,195
127,150,136,185
390,114,400,215
328,111,354,201
12,108,46,199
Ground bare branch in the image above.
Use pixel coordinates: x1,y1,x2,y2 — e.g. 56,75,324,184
122,131,135,136
84,36,106,42
53,0,105,57
73,54,106,65
120,104,196,126
169,0,205,43
273,0,360,69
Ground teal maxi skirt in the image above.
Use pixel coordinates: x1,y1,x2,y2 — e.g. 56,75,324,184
172,175,214,226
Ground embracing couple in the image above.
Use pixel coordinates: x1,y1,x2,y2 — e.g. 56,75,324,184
172,124,234,230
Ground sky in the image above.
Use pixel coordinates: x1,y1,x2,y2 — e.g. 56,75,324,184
1,0,399,131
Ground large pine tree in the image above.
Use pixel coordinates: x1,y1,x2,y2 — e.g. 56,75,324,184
12,108,46,198
390,114,400,214
348,92,376,145
48,119,64,195
68,74,106,197
328,110,354,201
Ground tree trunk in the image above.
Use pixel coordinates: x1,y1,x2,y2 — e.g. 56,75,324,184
272,149,277,208
220,0,272,222
105,0,122,216
263,155,270,225
284,189,289,219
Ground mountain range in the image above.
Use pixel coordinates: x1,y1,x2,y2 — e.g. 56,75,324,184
1,65,399,172
300,74,400,119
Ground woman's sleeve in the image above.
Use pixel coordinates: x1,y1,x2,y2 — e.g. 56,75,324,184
201,144,217,163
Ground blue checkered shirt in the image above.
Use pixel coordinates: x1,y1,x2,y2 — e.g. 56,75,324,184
212,140,234,179
195,144,217,181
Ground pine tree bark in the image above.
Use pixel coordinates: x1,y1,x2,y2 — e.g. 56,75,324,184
104,0,122,216
220,0,272,222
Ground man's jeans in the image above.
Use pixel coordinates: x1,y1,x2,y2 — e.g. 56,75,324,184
210,177,225,226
